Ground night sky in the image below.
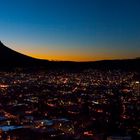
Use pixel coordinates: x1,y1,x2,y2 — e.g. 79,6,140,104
0,0,140,61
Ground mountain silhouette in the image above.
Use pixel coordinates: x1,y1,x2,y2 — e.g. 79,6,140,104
0,41,140,71
0,41,47,67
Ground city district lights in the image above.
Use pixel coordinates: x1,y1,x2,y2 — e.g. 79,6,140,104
135,81,140,84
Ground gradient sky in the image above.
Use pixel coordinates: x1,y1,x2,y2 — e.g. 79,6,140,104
0,0,140,61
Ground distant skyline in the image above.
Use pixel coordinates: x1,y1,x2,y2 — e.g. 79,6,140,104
0,0,140,61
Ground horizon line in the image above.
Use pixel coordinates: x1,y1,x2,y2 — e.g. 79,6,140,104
1,40,140,63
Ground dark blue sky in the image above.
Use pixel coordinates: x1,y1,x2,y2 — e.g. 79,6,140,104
0,0,140,61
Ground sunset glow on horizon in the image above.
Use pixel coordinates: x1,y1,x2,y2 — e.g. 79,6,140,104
11,43,139,62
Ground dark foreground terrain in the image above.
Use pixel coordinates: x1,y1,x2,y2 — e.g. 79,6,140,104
0,69,139,140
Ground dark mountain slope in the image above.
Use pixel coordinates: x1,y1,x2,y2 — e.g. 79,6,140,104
0,41,47,67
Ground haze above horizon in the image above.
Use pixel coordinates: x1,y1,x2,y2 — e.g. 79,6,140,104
0,0,140,61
